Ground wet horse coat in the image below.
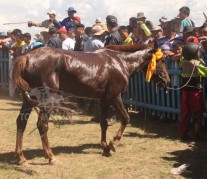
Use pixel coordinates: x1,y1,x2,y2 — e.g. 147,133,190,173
12,45,170,164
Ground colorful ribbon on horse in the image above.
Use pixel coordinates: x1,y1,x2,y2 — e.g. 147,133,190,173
145,49,163,82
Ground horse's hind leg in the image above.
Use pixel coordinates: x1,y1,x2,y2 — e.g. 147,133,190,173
15,97,32,165
37,112,56,164
109,94,130,152
99,100,111,155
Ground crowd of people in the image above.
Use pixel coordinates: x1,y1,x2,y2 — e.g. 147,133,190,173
1,5,207,141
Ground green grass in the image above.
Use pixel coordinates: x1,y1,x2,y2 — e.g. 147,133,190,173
0,94,207,178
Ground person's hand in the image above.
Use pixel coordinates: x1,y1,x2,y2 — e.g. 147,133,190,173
198,36,207,41
163,50,174,58
170,54,181,61
9,49,14,56
48,24,54,28
28,21,33,27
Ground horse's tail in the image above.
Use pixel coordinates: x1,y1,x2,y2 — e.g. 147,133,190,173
12,55,30,92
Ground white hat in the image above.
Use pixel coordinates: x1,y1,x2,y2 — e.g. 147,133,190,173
95,17,101,23
151,25,162,32
47,10,56,15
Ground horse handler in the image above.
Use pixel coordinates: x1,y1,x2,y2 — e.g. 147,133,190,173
179,42,207,140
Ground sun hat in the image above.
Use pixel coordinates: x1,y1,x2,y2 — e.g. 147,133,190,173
137,12,146,19
91,25,106,35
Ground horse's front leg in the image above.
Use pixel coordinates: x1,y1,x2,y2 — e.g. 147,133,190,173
109,94,130,152
15,98,32,165
37,111,56,164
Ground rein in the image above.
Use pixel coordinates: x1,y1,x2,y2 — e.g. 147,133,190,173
167,63,196,91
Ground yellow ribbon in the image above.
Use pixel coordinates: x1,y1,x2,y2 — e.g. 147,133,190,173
145,49,163,82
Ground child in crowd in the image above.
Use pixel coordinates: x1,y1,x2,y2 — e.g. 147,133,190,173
118,26,133,44
179,43,207,141
170,43,183,87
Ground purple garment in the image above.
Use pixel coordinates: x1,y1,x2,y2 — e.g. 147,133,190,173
60,17,74,30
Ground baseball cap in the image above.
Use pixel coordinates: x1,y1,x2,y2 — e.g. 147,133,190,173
57,27,67,33
106,15,118,26
67,7,77,13
47,10,56,15
186,36,199,44
74,16,81,23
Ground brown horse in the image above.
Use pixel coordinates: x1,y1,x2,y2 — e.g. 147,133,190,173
12,44,170,165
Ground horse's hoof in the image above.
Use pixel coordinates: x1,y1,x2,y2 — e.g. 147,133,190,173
109,141,116,152
49,158,57,165
18,160,28,166
102,151,112,157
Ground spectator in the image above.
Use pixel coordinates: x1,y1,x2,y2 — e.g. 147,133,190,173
179,43,207,141
127,17,138,35
68,28,76,40
74,23,89,51
10,29,25,59
200,40,207,61
47,27,62,48
170,43,184,87
150,25,164,44
0,32,9,58
85,27,93,38
22,33,34,54
84,25,106,52
60,7,79,30
57,27,75,50
198,24,207,41
181,26,195,42
1,30,13,49
137,12,154,31
95,17,102,25
28,10,61,29
104,15,122,46
118,26,133,44
159,16,168,28
178,6,195,36
34,33,45,44
158,21,183,57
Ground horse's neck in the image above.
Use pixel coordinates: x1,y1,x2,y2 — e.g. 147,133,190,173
124,49,151,76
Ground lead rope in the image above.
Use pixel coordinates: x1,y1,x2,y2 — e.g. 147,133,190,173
167,63,196,91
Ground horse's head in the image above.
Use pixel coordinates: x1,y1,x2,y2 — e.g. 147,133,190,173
145,48,170,90
152,57,170,89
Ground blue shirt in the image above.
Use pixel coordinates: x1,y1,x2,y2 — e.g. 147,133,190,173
60,17,74,30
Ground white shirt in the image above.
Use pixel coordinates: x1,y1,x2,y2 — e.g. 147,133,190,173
62,38,75,50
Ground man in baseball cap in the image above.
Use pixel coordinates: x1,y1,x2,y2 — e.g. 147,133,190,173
61,7,80,30
28,10,61,29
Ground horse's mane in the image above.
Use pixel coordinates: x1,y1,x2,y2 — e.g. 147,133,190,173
105,44,154,52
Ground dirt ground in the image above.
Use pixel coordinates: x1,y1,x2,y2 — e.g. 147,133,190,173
0,94,207,179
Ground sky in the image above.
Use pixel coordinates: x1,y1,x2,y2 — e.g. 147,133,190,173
0,0,207,38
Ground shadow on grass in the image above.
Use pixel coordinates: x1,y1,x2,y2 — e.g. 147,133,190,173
124,112,179,140
127,112,207,178
0,143,101,163
163,141,207,179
